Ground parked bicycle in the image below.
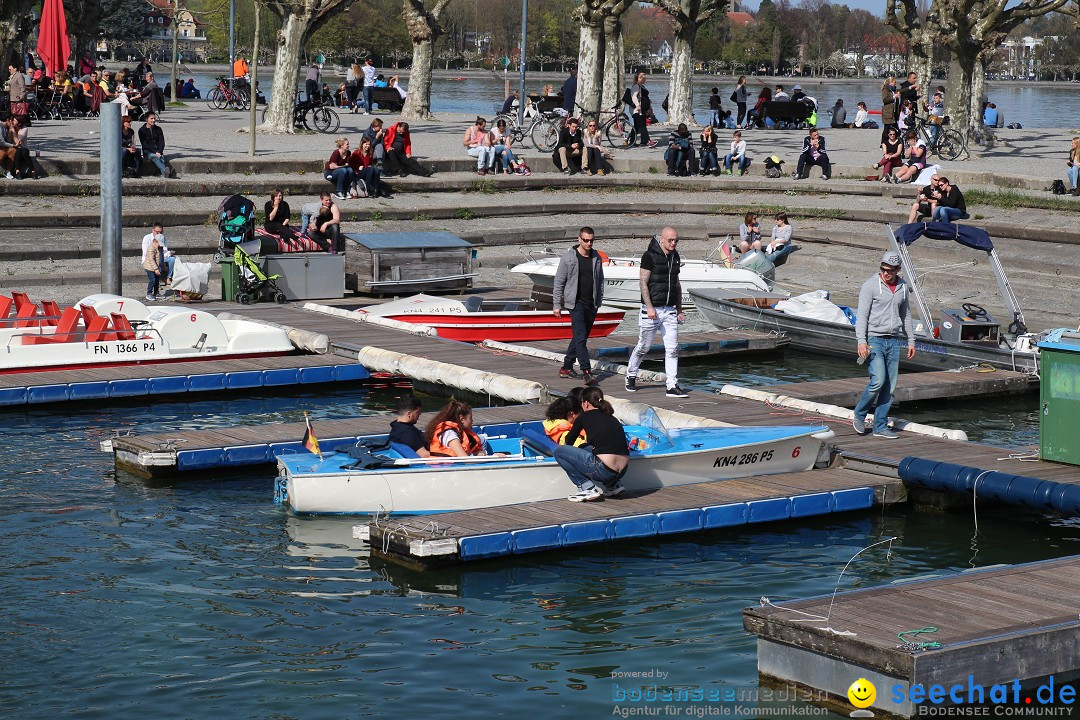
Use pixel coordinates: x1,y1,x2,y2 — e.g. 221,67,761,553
260,91,340,133
912,115,966,162
493,104,563,152
206,77,249,110
597,104,635,149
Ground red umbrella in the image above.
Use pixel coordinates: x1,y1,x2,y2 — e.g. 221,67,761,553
36,0,71,79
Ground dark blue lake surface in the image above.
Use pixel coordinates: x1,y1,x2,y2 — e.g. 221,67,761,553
2,372,1060,718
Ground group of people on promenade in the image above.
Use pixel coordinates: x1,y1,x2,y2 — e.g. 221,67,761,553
323,119,434,199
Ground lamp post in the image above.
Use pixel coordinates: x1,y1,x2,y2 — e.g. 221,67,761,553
517,0,527,127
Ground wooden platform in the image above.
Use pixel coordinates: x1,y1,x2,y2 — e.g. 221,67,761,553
744,555,1080,717
365,466,903,570
763,368,1034,407
0,353,370,406
527,329,788,360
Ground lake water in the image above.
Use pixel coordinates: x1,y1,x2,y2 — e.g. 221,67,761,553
2,366,1054,717
179,72,1078,129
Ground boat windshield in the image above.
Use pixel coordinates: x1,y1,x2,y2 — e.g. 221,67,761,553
634,407,675,451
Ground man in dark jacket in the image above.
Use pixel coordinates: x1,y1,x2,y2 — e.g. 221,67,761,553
795,127,830,180
138,112,174,178
562,67,577,115
625,227,688,398
553,226,605,385
552,117,584,174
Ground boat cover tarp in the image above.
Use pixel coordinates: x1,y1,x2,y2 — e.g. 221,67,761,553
171,258,210,295
775,290,854,325
894,223,994,251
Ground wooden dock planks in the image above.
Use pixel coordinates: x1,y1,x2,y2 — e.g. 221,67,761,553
764,368,1034,407
526,329,788,359
743,555,1080,717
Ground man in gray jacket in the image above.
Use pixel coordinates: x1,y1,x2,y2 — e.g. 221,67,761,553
553,226,604,385
853,251,916,438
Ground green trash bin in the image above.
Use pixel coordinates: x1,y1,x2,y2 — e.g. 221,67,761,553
218,257,238,302
1039,332,1080,466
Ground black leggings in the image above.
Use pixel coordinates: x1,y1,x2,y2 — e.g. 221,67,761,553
383,150,432,177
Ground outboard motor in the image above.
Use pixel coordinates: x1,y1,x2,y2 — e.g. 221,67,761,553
737,249,776,283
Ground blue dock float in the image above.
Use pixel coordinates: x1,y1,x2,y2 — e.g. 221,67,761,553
0,356,370,407
364,468,900,569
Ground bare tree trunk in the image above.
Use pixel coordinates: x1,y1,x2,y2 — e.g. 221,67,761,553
906,28,935,93
575,22,604,118
666,24,695,126
402,37,435,118
261,14,309,132
0,5,34,84
600,15,624,115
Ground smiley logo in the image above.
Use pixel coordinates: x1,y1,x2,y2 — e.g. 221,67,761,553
848,678,876,709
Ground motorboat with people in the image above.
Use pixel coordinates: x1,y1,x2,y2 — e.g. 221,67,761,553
0,292,297,373
511,241,788,310
357,293,625,342
690,223,1043,374
276,409,834,515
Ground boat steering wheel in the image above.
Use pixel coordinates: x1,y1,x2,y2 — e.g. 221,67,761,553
962,302,988,320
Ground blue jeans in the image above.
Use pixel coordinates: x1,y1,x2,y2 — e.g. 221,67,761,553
325,167,354,195
933,206,964,223
146,270,159,298
143,150,168,176
710,109,720,127
767,243,793,265
363,85,373,111
723,153,750,172
553,444,625,492
493,143,516,169
467,146,495,170
1068,165,1078,190
563,301,597,373
853,336,903,434
700,150,719,173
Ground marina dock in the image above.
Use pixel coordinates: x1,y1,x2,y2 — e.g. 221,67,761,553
363,466,901,570
526,329,788,360
743,555,1080,718
764,367,1035,406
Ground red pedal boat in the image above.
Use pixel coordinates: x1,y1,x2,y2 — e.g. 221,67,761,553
359,294,625,342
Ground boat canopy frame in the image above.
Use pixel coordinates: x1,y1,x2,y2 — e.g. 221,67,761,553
886,222,1027,337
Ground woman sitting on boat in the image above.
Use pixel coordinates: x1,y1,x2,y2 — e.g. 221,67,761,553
425,400,488,457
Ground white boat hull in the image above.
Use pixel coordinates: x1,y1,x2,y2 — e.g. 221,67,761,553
280,425,833,515
511,257,779,310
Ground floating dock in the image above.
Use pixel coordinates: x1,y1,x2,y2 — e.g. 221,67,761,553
743,555,1080,718
526,329,788,360
363,466,903,570
765,368,1034,406
0,353,370,407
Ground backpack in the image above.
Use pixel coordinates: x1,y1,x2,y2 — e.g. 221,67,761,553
764,155,784,179
1050,179,1068,195
622,87,633,106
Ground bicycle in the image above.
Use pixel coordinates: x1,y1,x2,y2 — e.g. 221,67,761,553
912,114,966,161
494,103,563,152
206,77,249,110
260,91,340,133
597,104,635,149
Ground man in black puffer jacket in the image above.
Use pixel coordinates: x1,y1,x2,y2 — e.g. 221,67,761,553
624,227,688,398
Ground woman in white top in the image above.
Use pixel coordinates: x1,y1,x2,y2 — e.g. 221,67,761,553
853,102,870,128
766,212,794,264
723,130,749,175
490,118,526,175
582,119,605,175
388,75,407,101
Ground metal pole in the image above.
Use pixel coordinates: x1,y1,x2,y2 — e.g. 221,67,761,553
517,0,527,127
170,0,179,106
228,0,235,89
99,103,123,295
249,3,260,156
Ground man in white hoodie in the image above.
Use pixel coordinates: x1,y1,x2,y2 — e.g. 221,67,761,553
853,251,916,438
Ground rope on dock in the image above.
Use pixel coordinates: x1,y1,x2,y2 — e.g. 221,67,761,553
480,339,668,383
217,311,330,354
355,346,547,404
718,384,969,442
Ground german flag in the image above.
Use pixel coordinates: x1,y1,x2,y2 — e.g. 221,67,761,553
302,411,322,458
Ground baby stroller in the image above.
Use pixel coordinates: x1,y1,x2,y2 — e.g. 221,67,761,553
217,194,288,304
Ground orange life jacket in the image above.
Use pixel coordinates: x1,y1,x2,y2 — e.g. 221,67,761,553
429,420,482,456
542,419,587,446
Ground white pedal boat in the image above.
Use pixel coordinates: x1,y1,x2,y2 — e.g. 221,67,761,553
0,292,296,373
511,253,782,310
276,414,834,515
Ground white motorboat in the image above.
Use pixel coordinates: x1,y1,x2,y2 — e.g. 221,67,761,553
0,292,297,373
511,249,784,310
276,411,834,515
691,223,1044,374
